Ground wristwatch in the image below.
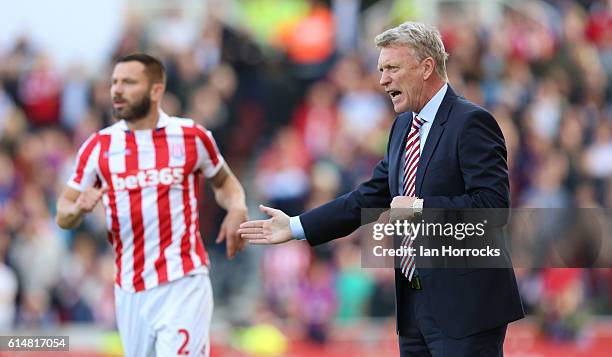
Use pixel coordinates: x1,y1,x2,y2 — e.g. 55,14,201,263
413,198,424,213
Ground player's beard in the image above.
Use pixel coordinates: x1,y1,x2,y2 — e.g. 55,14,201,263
112,94,152,122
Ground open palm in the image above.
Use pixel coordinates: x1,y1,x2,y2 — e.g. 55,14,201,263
238,205,293,244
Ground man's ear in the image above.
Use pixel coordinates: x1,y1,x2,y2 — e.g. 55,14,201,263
150,83,165,102
422,57,435,81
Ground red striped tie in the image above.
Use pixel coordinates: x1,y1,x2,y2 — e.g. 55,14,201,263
400,115,424,280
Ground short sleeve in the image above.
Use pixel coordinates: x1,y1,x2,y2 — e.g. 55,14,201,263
67,133,101,191
193,125,225,178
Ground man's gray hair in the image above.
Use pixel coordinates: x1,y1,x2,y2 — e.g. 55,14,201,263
375,22,448,81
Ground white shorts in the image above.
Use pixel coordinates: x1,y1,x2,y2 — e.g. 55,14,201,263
114,271,213,357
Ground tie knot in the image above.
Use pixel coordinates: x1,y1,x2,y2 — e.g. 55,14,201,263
413,115,425,129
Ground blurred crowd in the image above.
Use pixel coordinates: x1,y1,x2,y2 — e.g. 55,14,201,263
1,0,612,346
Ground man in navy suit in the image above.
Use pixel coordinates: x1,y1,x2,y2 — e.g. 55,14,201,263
239,22,524,356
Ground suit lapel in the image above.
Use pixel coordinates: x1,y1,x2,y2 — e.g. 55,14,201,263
415,86,457,196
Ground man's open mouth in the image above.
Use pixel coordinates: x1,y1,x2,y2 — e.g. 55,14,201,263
388,90,401,98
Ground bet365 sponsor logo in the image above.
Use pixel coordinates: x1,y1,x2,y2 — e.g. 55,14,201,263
111,168,184,190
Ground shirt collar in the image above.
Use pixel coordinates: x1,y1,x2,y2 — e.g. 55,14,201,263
414,83,448,123
156,110,170,129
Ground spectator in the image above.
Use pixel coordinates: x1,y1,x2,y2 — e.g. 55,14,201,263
0,232,17,330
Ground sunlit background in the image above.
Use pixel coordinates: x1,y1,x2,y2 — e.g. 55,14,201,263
1,0,612,356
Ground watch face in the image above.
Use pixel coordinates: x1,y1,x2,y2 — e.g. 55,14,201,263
413,199,423,209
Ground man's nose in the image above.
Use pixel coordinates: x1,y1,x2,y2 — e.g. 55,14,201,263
379,72,390,86
111,84,122,95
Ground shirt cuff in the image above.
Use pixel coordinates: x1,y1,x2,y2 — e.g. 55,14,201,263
289,216,306,240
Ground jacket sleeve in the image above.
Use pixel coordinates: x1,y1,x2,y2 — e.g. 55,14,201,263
299,120,398,246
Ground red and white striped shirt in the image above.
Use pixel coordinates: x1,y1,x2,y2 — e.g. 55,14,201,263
67,111,224,292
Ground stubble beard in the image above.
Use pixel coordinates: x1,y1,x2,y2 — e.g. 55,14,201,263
112,94,152,122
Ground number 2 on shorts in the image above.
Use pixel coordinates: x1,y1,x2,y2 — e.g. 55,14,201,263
177,329,190,355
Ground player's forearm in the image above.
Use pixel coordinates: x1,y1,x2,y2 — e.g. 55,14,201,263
56,198,84,229
213,174,247,213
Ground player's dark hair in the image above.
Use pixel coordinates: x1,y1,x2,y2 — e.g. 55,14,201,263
116,53,166,85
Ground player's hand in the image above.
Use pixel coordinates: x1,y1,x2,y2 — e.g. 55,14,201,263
76,186,107,213
390,196,417,222
238,205,292,245
216,207,248,259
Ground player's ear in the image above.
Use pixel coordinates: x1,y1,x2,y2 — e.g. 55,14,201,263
150,82,165,102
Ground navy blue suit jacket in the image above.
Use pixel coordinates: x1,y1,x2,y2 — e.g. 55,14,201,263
299,86,524,338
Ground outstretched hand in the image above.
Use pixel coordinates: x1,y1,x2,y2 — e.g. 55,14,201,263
238,205,293,245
